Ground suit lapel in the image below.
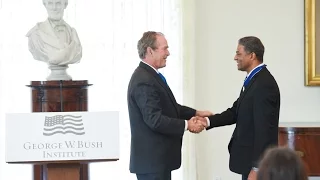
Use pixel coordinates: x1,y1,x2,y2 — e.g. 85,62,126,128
157,77,180,114
139,62,180,114
236,68,266,112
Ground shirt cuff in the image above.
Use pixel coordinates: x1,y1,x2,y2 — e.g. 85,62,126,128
252,167,259,172
185,120,188,131
205,117,210,127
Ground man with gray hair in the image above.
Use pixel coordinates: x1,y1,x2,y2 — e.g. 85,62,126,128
26,0,82,80
127,31,212,180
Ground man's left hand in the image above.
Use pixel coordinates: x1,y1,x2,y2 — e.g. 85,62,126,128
248,170,257,180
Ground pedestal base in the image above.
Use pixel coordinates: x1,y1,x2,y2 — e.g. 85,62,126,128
47,163,80,180
47,65,72,81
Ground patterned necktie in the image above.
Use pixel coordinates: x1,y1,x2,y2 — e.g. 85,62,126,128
158,73,167,84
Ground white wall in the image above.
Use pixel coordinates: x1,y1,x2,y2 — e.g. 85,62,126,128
192,0,320,179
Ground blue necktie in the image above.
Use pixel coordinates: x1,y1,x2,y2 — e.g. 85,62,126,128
158,73,167,84
243,64,266,88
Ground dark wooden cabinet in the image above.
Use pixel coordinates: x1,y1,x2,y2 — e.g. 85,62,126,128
278,123,320,176
27,80,92,180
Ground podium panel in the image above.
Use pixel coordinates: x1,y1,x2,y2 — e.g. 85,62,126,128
6,111,120,180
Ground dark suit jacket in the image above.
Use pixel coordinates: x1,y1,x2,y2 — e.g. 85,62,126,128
127,62,196,174
207,67,280,175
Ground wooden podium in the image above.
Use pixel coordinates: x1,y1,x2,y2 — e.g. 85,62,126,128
2,80,120,180
27,80,91,180
5,81,120,180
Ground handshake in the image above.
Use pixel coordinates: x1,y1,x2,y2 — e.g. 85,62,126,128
187,110,213,133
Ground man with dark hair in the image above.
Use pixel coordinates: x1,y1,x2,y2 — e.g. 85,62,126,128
127,31,212,180
257,147,308,180
200,36,281,180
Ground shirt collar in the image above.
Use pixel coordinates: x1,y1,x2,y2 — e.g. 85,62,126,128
246,63,265,78
141,60,159,73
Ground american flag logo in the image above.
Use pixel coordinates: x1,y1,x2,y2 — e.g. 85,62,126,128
43,115,85,136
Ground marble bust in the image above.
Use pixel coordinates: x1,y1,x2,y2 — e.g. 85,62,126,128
26,0,82,80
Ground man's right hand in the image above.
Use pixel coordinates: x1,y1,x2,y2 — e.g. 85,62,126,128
196,116,209,128
187,117,205,133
